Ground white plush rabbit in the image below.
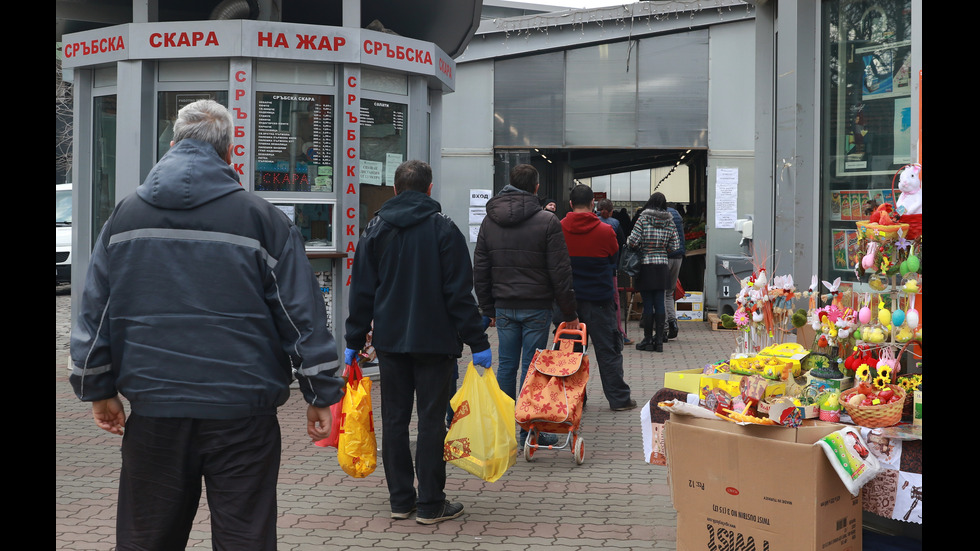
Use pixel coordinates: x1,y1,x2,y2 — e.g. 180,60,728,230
895,164,922,216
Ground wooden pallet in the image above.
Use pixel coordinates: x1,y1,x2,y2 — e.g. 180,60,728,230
707,313,735,331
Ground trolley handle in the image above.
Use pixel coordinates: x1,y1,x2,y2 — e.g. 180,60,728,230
553,322,587,345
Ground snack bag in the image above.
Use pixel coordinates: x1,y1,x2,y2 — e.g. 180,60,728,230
815,427,881,496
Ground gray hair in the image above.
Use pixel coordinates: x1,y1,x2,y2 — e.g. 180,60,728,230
172,99,234,159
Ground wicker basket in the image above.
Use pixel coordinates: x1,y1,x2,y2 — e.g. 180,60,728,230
840,384,906,428
855,220,910,241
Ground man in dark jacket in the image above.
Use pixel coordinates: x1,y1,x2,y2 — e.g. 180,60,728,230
474,164,578,448
70,99,344,550
345,160,491,525
561,184,637,411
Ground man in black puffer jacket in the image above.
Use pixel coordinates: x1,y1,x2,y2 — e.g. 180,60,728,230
474,164,578,448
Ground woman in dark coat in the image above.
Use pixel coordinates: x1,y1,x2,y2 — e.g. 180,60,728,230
626,193,680,352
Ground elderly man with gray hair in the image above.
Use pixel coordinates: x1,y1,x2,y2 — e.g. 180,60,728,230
70,99,344,550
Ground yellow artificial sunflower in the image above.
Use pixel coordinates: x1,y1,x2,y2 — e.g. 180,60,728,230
877,365,893,383
855,363,871,382
873,374,889,390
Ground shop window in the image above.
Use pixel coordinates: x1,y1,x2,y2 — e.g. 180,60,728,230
358,98,407,233
92,95,116,244
157,91,230,161
819,0,913,283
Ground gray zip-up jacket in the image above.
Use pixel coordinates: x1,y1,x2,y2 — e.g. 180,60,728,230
69,138,343,419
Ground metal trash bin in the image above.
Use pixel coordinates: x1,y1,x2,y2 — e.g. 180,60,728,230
715,254,754,317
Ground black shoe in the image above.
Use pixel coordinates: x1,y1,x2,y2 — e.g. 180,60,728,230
635,337,652,351
416,501,464,525
611,399,638,411
391,504,417,520
668,320,679,339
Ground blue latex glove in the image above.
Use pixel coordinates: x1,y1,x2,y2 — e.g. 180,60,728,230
472,348,492,368
344,348,358,365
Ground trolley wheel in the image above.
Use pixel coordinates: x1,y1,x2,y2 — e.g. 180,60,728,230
573,435,585,465
524,429,537,462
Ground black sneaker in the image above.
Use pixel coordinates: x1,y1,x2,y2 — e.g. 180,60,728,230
611,399,638,411
416,501,464,525
390,504,417,520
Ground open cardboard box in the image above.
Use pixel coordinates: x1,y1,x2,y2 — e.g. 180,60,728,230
666,414,862,551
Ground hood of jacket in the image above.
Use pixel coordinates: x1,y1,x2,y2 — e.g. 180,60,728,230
639,208,674,228
136,139,242,210
562,211,603,235
377,190,442,229
484,185,543,227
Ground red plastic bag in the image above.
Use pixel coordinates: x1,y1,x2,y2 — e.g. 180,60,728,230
674,279,685,301
313,361,360,448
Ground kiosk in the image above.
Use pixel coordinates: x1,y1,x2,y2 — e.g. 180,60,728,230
61,0,480,340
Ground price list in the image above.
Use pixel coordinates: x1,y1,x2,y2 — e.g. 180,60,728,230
255,92,334,191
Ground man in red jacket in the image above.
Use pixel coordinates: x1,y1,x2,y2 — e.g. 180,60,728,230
561,184,637,411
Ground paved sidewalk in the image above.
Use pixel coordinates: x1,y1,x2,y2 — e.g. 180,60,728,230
56,291,735,550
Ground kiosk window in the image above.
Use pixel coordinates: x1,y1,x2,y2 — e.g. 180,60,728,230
157,92,229,161
255,92,334,192
273,202,335,249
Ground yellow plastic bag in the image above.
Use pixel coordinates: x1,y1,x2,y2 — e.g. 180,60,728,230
337,374,377,478
443,362,517,482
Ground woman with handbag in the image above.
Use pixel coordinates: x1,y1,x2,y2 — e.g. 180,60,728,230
626,193,680,352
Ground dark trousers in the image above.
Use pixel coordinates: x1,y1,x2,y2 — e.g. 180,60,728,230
376,351,455,516
117,413,281,551
576,299,633,409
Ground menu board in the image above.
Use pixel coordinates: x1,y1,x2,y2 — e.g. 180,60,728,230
359,99,407,186
255,92,334,192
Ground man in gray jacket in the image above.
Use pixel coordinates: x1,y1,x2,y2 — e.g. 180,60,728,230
70,99,343,550
474,164,578,448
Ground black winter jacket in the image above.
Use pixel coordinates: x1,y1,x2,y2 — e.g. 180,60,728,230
473,185,577,321
70,139,344,419
345,190,490,357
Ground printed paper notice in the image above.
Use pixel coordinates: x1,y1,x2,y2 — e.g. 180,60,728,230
469,207,487,226
469,225,480,243
385,153,402,185
715,167,738,229
470,189,492,207
361,160,383,185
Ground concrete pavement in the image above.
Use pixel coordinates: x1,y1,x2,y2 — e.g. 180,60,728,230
56,291,735,550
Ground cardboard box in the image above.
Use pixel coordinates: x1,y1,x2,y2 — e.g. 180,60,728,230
699,373,786,402
676,291,704,321
664,368,707,395
805,372,855,394
666,415,862,551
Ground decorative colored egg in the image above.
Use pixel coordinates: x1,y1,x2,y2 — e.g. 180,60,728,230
859,306,872,324
899,261,909,276
878,308,891,326
853,328,862,340
892,309,905,327
905,309,919,329
862,253,874,269
906,254,920,273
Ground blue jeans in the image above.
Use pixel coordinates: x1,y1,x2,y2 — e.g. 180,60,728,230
495,308,552,401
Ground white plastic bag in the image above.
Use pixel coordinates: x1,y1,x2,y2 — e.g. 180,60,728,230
815,427,881,497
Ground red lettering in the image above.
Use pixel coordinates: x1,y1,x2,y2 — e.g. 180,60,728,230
258,32,273,47
236,70,246,82
345,241,356,253
346,166,356,177
347,76,357,87
346,208,356,219
346,148,356,159
233,144,246,156
346,257,354,268
233,163,244,175
335,37,346,50
317,35,334,51
346,183,357,194
347,94,356,106
346,274,351,287
346,225,356,236
233,108,247,119
296,34,315,50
